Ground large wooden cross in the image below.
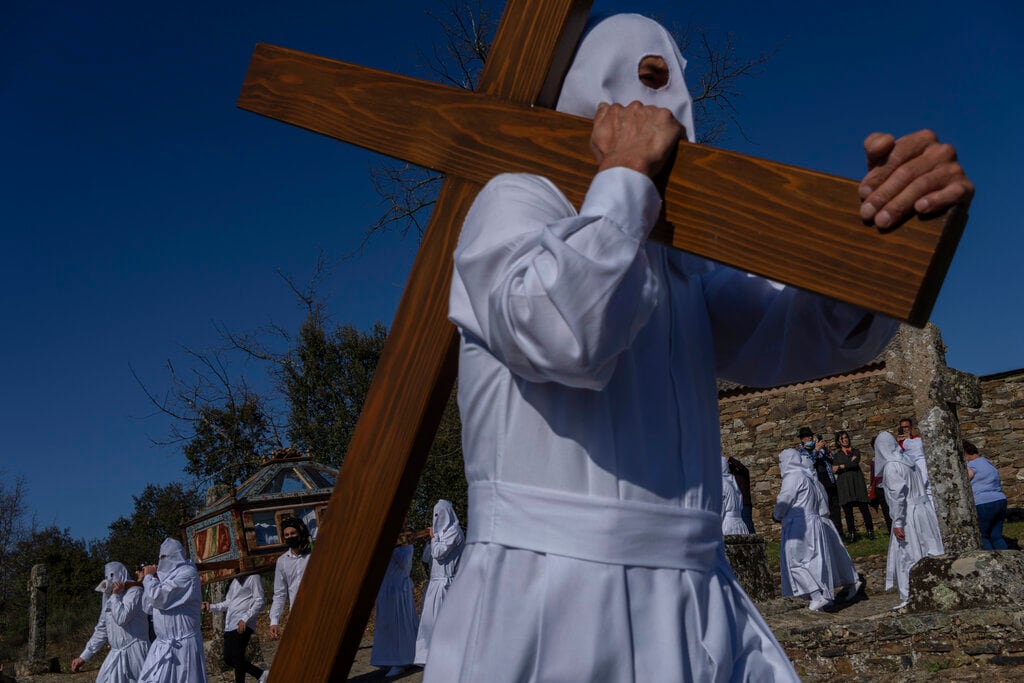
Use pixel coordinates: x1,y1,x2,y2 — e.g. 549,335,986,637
237,1,966,679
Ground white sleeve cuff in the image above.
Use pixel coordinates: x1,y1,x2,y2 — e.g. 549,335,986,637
579,167,661,241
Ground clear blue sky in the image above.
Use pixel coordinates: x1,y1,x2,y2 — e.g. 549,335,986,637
3,1,1021,544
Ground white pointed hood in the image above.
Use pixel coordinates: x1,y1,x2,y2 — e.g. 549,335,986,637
157,538,188,575
874,431,916,471
556,13,696,143
432,499,464,547
779,448,813,479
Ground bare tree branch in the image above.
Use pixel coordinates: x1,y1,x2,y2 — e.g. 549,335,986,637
364,7,777,240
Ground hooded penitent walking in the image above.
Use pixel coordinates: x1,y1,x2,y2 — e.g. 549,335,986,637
874,431,944,609
371,543,419,677
415,500,465,665
721,457,749,536
138,538,207,683
773,449,862,611
424,9,971,682
73,562,150,682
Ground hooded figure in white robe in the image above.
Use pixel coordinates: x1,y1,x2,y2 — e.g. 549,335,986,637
370,544,419,675
415,500,465,665
874,431,944,608
721,457,749,536
899,433,933,502
773,449,861,610
427,12,898,682
139,538,207,683
75,562,150,682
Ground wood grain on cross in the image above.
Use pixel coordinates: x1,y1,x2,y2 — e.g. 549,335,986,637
237,1,966,679
244,2,592,680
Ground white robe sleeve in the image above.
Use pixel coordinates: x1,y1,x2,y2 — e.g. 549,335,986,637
703,266,898,387
883,462,910,529
773,475,801,522
142,569,194,611
107,587,143,627
79,600,108,661
431,526,464,562
449,169,662,390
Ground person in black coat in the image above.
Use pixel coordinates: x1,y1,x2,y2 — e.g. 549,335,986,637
833,430,875,541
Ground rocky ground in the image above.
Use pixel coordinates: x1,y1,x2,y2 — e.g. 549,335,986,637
11,552,1024,682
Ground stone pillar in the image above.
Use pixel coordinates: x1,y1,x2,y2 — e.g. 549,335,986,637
885,323,982,554
17,564,59,676
724,535,777,602
27,564,47,662
208,577,227,634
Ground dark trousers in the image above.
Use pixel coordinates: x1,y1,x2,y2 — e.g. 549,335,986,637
825,486,844,536
843,501,874,536
741,504,755,535
224,627,263,683
977,498,1009,550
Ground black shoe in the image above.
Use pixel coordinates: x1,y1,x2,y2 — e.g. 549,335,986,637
867,531,876,540
846,533,857,543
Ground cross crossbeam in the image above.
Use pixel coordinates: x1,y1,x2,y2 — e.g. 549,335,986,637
240,46,966,326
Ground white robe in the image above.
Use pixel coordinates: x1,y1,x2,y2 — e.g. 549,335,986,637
876,432,944,602
773,449,857,601
139,540,207,683
721,460,749,536
427,13,896,683
900,436,933,501
415,500,464,665
80,563,150,683
432,170,895,682
371,545,419,667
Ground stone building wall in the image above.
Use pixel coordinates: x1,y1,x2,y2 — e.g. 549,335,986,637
721,364,1024,541
719,368,907,539
960,368,1024,506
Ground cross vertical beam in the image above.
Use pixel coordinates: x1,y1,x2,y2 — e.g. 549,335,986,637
261,2,592,679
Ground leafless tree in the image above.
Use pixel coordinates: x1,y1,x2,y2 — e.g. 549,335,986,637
360,0,775,244
0,474,28,603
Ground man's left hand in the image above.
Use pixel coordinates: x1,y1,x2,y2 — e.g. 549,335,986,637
142,564,158,577
237,619,246,634
859,129,974,229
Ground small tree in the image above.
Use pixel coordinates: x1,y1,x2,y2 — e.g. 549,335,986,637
0,474,28,605
0,526,104,655
135,347,282,489
104,482,202,571
283,315,388,465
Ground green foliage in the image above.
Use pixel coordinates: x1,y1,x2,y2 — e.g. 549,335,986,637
283,315,387,465
0,526,105,658
409,388,467,534
103,482,202,570
183,393,275,487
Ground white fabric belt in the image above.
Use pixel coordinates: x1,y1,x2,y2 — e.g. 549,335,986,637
468,480,723,570
723,511,744,521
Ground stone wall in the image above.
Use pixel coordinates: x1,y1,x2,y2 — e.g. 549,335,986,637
719,366,914,540
960,369,1024,507
721,365,1024,541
